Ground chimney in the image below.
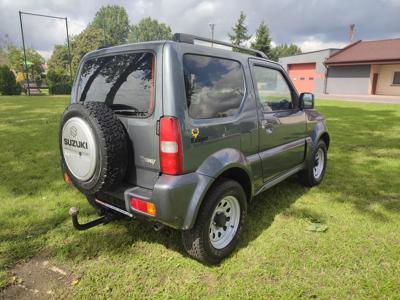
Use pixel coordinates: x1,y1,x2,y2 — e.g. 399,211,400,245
349,24,355,43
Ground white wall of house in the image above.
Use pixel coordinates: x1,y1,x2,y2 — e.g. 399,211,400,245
375,64,400,96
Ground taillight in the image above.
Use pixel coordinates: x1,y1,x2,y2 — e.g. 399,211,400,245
130,197,156,216
159,116,183,175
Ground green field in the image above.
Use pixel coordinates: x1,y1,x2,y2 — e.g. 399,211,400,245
0,96,399,299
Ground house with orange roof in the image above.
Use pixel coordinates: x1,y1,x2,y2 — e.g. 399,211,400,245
280,38,400,96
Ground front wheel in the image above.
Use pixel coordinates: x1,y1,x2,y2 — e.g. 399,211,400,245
182,179,247,265
298,140,327,187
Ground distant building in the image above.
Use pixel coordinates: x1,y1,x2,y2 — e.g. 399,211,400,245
279,49,340,94
279,38,400,96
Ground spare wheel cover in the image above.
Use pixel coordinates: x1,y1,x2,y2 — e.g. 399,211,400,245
61,117,97,181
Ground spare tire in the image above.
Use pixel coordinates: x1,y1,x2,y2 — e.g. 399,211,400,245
59,102,128,195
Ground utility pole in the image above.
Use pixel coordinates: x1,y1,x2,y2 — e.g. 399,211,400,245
349,24,355,44
209,23,215,46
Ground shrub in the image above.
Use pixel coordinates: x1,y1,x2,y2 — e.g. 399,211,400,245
47,69,70,85
49,82,72,95
15,72,25,84
0,65,21,95
35,75,43,88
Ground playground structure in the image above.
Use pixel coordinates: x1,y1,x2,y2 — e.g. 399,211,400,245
18,11,72,96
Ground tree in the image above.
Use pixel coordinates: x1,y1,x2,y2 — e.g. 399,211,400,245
70,26,104,75
7,45,23,72
6,45,44,81
47,44,70,76
228,11,251,46
0,34,11,65
0,47,7,66
0,65,21,95
26,49,45,75
15,72,24,84
129,17,172,43
7,46,44,73
251,21,272,57
269,43,302,61
92,5,130,46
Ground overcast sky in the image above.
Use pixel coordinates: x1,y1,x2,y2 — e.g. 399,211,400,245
0,0,399,60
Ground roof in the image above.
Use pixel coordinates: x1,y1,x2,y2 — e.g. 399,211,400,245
281,48,340,59
325,38,400,65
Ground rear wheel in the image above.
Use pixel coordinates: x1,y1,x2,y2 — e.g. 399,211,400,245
298,140,327,187
182,179,247,265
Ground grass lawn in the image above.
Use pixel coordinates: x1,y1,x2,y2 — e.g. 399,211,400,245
0,96,399,299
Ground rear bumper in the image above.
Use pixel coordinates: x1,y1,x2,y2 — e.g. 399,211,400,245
96,172,213,230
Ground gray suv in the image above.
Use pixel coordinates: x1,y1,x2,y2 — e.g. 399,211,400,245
60,33,330,264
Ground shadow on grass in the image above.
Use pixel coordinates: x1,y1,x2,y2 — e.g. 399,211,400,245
1,98,399,270
317,105,400,220
42,177,310,264
45,104,400,261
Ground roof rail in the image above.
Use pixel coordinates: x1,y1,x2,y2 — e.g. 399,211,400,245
173,33,268,59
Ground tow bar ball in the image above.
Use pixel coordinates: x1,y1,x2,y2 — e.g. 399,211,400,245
69,207,115,231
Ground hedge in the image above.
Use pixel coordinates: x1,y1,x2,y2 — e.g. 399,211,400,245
49,82,72,95
0,65,21,95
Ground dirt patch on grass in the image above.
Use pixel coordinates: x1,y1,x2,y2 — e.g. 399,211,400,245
0,256,75,299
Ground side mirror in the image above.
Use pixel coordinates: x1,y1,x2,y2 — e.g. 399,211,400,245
299,92,314,109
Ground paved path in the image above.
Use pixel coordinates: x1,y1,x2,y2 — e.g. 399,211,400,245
315,93,400,104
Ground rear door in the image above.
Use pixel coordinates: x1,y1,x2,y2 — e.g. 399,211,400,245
249,60,307,181
178,53,252,173
76,49,161,189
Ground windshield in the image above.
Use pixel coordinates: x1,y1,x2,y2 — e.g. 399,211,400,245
77,52,155,116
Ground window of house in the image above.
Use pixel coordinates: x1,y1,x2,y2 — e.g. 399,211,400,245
183,54,245,119
252,66,294,112
393,72,400,85
309,77,314,80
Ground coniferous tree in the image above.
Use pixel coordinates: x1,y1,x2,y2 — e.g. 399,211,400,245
251,21,272,57
228,11,251,46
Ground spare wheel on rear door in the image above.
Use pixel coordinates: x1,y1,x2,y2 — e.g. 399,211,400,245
59,102,128,195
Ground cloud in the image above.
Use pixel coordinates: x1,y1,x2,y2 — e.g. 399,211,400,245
0,0,399,61
298,37,347,53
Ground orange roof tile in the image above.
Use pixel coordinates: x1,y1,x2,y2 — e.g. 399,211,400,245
325,38,400,65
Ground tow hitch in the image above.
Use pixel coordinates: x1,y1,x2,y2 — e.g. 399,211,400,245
69,207,118,231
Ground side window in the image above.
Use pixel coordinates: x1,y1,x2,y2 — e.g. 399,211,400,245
393,71,400,85
183,54,245,119
253,66,294,112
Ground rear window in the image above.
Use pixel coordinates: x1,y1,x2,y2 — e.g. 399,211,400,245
183,54,245,119
78,52,154,117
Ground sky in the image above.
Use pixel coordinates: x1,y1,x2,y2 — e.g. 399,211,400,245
0,0,399,60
